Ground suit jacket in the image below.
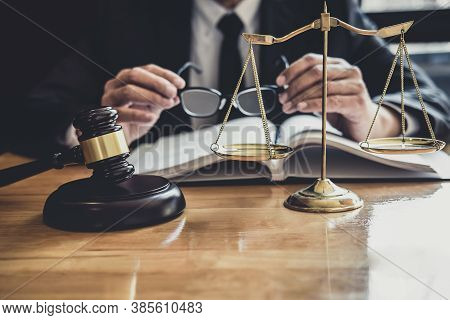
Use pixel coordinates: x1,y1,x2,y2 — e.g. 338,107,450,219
22,0,450,155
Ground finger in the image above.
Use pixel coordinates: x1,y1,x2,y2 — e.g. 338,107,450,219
103,71,134,90
103,84,178,108
116,107,157,123
104,77,123,91
284,79,365,109
115,67,179,99
129,103,165,120
142,64,186,89
279,65,362,104
284,95,358,114
276,53,346,86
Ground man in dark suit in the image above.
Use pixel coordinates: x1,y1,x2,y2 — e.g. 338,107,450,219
25,0,449,152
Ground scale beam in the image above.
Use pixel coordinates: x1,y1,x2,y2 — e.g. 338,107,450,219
335,19,413,38
243,19,414,45
242,19,321,45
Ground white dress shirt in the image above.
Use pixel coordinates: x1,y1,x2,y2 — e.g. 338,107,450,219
189,0,261,128
190,0,261,88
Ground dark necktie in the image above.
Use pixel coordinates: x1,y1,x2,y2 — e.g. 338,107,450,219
217,13,244,96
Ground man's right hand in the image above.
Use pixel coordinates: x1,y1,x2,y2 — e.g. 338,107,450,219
101,64,186,144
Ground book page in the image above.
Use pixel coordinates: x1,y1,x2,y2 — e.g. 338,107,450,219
277,114,342,146
217,116,277,147
281,130,449,179
274,114,449,178
283,145,449,179
129,117,277,178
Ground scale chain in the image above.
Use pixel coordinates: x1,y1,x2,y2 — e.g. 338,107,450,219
364,40,402,142
402,35,437,142
214,45,252,145
249,44,273,157
365,31,438,144
214,42,273,159
400,31,406,142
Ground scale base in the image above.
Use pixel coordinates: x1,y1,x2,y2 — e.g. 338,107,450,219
284,178,363,213
43,175,185,232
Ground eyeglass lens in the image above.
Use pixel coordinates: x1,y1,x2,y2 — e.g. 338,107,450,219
181,89,221,117
237,88,276,116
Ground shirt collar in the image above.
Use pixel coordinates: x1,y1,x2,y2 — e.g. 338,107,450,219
194,0,261,32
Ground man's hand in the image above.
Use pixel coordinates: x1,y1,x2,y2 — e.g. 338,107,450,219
277,53,400,141
101,64,186,144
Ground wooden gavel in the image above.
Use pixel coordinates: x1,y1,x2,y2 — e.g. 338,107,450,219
0,107,134,187
0,107,185,232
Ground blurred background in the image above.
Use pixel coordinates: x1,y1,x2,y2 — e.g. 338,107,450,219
0,0,449,153
362,0,450,94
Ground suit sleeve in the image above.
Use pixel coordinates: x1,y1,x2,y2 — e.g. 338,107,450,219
14,0,113,157
342,0,450,140
19,38,109,156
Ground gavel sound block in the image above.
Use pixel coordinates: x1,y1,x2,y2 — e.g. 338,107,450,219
0,107,185,232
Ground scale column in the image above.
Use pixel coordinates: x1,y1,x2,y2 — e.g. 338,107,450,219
320,2,330,180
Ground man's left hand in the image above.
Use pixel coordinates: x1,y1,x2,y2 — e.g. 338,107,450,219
277,53,400,141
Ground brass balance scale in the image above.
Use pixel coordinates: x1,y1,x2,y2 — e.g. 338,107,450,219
210,2,446,213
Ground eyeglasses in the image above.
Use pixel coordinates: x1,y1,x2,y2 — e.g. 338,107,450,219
177,56,289,118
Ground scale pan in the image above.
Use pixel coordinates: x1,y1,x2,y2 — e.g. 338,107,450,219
359,137,445,154
211,143,294,161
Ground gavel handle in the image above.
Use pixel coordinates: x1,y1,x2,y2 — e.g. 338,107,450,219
0,146,83,187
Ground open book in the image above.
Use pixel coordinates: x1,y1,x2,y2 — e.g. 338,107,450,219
129,115,450,182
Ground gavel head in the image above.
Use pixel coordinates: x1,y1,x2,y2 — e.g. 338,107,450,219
73,107,135,184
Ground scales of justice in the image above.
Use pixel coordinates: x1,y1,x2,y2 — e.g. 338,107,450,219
211,2,446,213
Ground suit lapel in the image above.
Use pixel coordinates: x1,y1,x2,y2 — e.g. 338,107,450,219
260,0,281,84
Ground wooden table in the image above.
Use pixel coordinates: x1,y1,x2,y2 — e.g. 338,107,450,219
0,153,449,300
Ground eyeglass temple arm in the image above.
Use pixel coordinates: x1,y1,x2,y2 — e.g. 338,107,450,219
279,55,290,70
177,62,203,76
177,62,203,96
243,19,414,45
